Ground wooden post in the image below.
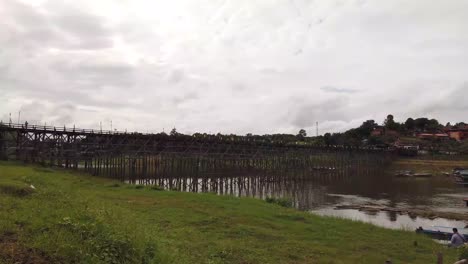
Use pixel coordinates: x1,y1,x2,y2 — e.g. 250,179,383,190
436,252,443,264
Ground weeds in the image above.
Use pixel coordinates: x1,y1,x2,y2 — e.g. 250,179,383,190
265,197,293,208
0,183,35,197
58,217,156,264
149,185,164,191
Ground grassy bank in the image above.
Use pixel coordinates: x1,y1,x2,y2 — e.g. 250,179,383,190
391,158,468,175
0,161,460,263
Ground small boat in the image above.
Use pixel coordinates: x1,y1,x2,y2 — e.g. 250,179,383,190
395,170,413,177
416,227,468,240
454,167,466,172
413,173,432,178
464,198,468,207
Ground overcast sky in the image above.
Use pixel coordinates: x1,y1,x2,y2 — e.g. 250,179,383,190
1,0,467,135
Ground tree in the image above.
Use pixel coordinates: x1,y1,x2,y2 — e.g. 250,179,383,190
357,120,377,137
426,119,441,132
297,129,307,137
384,114,394,125
414,118,429,131
170,128,178,136
296,129,307,141
323,133,332,146
405,118,415,130
383,114,401,132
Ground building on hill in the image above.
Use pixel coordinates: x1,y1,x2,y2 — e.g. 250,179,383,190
371,127,384,136
371,126,399,137
416,133,449,140
445,127,468,141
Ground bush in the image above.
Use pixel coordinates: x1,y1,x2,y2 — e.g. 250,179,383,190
459,245,468,260
135,185,145,189
0,183,35,197
58,217,156,264
149,185,164,191
265,197,293,208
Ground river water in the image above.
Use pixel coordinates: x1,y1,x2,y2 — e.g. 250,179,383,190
142,168,468,233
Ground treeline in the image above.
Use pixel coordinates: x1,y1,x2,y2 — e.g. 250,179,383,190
165,128,322,147
164,115,466,149
321,115,468,153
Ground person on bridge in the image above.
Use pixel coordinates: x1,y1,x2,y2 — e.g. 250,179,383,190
450,228,467,247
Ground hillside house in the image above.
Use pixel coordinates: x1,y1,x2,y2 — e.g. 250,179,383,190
445,126,468,141
371,126,399,137
416,133,449,140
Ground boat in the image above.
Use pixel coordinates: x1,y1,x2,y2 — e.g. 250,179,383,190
394,171,432,178
452,168,468,186
464,198,468,207
413,173,432,178
416,227,468,241
395,170,413,177
453,168,467,174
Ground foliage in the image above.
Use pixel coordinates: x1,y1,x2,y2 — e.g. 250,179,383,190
57,217,142,264
459,245,468,260
0,182,35,197
296,129,307,141
265,197,293,208
149,185,164,191
170,128,179,136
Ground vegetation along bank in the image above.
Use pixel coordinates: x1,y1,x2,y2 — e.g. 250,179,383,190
0,161,464,263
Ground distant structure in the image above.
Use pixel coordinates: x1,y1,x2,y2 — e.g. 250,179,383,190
316,122,319,137
445,126,468,141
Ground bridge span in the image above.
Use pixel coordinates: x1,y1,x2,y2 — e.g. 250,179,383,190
0,122,393,185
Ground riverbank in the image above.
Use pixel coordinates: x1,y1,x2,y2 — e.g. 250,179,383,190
0,161,460,263
391,158,468,175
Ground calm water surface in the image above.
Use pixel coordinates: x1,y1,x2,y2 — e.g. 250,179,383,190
137,168,468,231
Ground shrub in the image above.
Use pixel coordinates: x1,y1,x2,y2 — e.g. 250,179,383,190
135,185,145,189
265,197,293,208
58,217,156,264
459,245,468,260
0,183,35,197
149,185,164,191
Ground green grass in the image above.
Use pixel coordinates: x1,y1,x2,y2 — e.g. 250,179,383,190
0,161,460,263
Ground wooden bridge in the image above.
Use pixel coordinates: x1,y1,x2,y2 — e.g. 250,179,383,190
0,122,393,186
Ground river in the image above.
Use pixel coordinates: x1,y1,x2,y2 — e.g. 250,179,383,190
139,168,468,233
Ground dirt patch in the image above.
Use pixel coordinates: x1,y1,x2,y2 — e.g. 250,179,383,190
0,232,57,264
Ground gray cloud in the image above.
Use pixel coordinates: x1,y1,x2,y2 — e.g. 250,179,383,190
290,96,352,128
1,0,467,134
320,86,359,94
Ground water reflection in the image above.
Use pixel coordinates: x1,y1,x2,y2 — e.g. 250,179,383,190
313,208,467,231
130,167,468,230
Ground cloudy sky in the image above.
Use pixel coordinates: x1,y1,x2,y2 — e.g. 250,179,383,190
1,0,467,135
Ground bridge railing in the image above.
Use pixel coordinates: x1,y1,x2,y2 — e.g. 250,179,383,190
0,122,128,135
0,121,395,152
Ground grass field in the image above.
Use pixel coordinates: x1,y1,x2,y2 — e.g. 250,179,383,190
0,161,462,263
